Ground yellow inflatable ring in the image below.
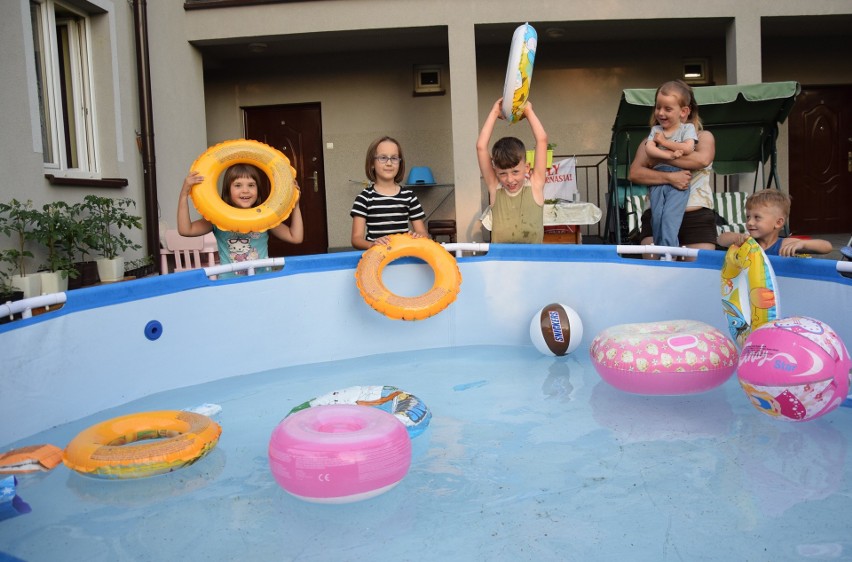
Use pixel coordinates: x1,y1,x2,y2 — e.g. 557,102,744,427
190,139,299,233
720,237,781,349
355,234,462,321
63,410,221,479
500,23,537,123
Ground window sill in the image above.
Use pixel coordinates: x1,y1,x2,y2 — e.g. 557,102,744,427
45,175,128,188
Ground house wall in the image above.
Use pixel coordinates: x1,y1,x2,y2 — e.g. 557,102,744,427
0,0,148,263
2,0,851,260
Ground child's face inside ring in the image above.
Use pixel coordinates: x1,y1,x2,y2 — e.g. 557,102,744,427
229,176,259,208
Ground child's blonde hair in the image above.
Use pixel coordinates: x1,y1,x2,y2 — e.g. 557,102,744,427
746,189,791,219
650,80,702,131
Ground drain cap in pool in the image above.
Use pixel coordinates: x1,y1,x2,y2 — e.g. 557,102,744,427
406,167,436,186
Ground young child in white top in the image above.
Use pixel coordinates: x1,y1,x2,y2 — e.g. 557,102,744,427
645,80,701,248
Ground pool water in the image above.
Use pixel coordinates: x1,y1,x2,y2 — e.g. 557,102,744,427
2,345,851,561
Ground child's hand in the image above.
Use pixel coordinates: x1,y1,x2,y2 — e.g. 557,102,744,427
778,237,806,257
371,236,391,248
182,171,203,195
492,98,505,120
671,149,683,159
409,231,425,239
653,131,666,145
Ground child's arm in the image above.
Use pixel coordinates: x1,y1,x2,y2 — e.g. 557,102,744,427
655,135,694,157
778,237,833,257
177,171,213,236
410,218,428,238
524,101,548,206
717,231,749,248
644,135,675,160
351,216,373,250
269,200,303,244
476,99,503,205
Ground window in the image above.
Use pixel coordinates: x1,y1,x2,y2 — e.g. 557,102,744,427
30,0,97,174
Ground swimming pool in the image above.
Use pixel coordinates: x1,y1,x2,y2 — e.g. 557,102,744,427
1,245,850,560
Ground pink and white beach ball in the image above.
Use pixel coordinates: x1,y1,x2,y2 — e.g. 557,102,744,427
737,317,851,422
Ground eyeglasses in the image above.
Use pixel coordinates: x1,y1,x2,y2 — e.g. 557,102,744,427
374,156,402,165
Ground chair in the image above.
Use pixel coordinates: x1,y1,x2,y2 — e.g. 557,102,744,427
605,82,801,243
160,230,218,273
428,219,457,243
713,191,748,236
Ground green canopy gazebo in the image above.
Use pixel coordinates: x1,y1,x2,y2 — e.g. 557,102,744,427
606,81,801,243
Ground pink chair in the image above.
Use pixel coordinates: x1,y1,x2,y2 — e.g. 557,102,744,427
160,230,218,274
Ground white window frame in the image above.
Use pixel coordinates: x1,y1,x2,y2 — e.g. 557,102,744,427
30,0,99,177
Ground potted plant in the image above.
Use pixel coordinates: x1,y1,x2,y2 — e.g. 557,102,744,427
0,199,41,297
124,255,156,279
526,143,556,171
32,202,81,293
81,195,143,283
0,249,24,301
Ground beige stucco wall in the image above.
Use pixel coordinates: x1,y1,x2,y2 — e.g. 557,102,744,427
2,0,851,262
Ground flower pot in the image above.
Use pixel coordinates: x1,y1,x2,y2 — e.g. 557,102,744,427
96,257,125,283
69,261,100,289
10,274,42,298
40,271,69,294
526,149,554,170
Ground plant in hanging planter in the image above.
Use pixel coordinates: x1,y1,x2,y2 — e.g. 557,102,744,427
0,199,41,297
81,195,143,283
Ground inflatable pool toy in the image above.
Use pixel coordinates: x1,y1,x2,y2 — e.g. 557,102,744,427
590,320,738,395
289,385,431,438
721,237,780,349
63,411,221,479
189,139,299,233
355,234,462,320
268,404,412,504
530,303,583,356
501,23,537,123
737,316,851,422
0,475,31,521
0,444,63,473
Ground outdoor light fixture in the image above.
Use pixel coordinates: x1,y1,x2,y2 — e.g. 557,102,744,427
413,65,445,96
682,58,710,85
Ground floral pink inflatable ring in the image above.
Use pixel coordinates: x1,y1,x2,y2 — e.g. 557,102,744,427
590,320,738,395
268,404,412,504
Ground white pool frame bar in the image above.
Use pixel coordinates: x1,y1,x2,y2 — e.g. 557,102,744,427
2,244,850,446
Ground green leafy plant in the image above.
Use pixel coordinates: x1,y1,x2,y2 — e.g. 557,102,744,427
0,248,19,298
124,255,155,277
0,199,38,277
81,195,143,260
32,202,81,279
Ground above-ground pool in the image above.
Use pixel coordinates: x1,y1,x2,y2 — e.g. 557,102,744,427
1,245,850,561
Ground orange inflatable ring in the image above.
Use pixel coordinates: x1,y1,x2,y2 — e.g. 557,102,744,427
355,234,462,321
63,410,221,479
190,139,299,233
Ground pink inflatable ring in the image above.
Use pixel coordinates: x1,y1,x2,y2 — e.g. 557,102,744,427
268,404,412,504
590,320,738,395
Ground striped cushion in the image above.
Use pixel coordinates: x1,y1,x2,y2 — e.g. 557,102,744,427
625,195,647,235
714,191,748,234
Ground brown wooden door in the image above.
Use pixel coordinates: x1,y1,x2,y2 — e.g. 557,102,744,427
243,104,329,255
788,86,852,234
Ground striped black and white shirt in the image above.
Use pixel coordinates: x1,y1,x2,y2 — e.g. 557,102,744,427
350,185,425,241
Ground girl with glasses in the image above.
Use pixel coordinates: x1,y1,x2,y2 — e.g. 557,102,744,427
350,136,428,249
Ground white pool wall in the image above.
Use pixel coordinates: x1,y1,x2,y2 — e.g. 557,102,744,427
1,245,849,446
